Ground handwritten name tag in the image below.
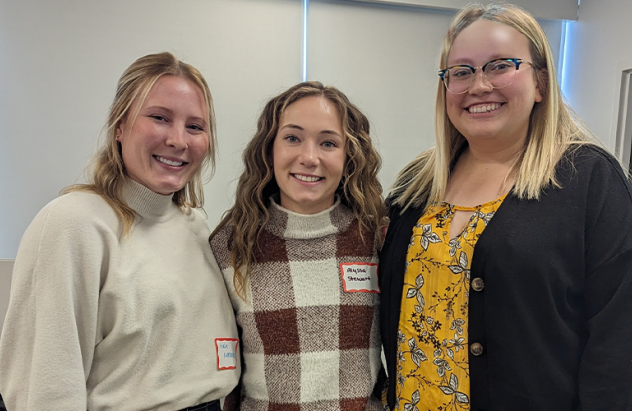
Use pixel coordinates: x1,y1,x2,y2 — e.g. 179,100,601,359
215,338,239,370
340,263,380,293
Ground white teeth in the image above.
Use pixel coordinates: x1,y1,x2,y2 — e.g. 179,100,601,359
293,174,321,182
468,103,501,114
156,156,183,166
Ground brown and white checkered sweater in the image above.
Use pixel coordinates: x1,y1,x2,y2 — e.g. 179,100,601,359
210,199,383,411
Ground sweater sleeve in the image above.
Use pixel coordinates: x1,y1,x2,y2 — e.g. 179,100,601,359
210,226,244,411
578,151,632,411
0,194,112,410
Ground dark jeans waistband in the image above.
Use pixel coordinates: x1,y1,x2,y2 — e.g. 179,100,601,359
178,399,220,411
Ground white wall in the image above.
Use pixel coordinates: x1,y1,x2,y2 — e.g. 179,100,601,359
562,0,632,152
308,0,563,188
308,1,454,188
348,0,578,20
0,0,565,259
0,0,302,258
0,260,13,335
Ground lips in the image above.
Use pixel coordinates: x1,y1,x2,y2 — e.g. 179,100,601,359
154,155,186,167
467,102,502,114
292,173,323,182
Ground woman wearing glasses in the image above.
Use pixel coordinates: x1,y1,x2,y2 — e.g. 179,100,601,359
380,4,632,411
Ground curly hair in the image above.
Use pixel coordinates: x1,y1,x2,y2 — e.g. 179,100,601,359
212,81,386,299
65,52,217,234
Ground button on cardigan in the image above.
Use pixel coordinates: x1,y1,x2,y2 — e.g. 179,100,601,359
380,145,632,411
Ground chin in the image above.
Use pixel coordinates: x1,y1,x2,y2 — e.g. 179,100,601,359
462,128,502,141
154,182,186,195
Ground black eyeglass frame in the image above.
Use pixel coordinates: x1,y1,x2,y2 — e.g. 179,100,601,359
438,58,534,93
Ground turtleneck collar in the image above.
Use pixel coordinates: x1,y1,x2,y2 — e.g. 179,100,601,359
121,178,177,218
266,197,353,240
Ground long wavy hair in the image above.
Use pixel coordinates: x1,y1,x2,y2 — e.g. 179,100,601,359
391,3,596,211
65,52,217,234
213,81,386,298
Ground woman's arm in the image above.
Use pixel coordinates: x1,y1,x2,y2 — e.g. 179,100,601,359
0,194,110,410
579,150,632,410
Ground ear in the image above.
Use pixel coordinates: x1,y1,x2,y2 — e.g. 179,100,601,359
116,121,125,142
534,84,543,103
534,68,547,103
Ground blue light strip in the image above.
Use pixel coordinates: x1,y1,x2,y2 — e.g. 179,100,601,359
302,0,309,82
560,19,571,96
560,0,580,96
557,20,569,93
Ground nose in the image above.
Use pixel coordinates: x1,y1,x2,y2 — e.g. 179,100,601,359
468,69,493,95
299,141,319,167
165,124,187,150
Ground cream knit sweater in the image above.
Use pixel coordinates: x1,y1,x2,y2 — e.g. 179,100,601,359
0,180,239,410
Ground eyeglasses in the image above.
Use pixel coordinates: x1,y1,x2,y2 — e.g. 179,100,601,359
438,58,534,94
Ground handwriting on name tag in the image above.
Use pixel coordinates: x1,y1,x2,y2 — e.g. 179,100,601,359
215,338,239,370
340,262,380,293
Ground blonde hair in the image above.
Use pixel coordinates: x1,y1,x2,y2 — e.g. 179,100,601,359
392,3,596,211
212,81,386,299
65,52,217,233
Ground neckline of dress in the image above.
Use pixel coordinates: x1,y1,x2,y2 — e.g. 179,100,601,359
439,192,508,212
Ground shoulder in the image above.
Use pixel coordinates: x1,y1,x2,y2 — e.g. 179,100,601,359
561,144,623,176
387,148,434,213
335,204,372,238
179,206,213,238
564,144,621,169
15,192,121,279
330,202,356,231
392,148,434,191
31,191,120,238
385,194,424,227
209,224,234,269
385,196,405,220
559,144,631,199
209,223,234,248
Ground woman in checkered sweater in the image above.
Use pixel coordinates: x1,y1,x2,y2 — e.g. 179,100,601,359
210,81,387,410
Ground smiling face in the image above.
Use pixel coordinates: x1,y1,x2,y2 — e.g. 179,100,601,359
445,19,542,147
272,95,346,215
116,75,210,195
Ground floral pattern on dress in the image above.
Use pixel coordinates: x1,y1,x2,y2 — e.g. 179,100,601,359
393,195,505,411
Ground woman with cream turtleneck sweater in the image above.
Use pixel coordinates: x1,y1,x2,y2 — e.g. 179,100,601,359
0,52,239,411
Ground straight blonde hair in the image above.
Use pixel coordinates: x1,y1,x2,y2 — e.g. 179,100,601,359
65,52,217,234
392,3,596,212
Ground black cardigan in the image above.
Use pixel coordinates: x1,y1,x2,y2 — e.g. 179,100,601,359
379,145,632,411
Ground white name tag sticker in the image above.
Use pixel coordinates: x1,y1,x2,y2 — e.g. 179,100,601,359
215,338,239,370
340,263,380,293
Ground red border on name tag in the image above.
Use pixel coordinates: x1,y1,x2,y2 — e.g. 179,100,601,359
340,262,380,293
215,338,239,370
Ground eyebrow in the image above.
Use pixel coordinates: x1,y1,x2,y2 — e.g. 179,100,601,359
447,54,506,66
279,123,343,138
145,105,174,115
145,105,207,125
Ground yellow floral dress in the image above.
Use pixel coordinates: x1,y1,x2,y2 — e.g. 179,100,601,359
394,195,505,411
